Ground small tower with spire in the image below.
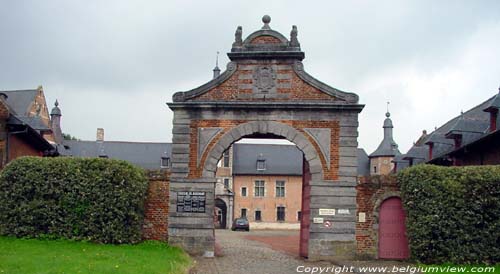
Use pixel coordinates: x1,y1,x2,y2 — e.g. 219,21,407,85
50,100,64,144
368,102,401,175
213,51,221,79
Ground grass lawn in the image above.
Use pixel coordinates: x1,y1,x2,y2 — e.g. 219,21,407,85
0,236,192,274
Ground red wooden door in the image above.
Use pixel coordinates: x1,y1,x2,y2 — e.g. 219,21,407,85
299,156,311,258
378,197,409,259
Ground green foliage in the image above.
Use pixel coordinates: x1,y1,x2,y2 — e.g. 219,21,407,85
398,165,500,264
0,157,149,244
62,133,79,140
0,236,191,274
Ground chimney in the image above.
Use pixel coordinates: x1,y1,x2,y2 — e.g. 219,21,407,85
50,100,63,144
96,128,104,142
428,142,434,160
483,86,500,132
489,109,498,132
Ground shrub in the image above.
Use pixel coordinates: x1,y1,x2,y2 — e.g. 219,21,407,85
398,165,500,264
0,156,149,244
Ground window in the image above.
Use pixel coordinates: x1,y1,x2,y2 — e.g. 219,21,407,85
223,151,230,167
276,180,285,197
277,206,285,221
241,187,247,197
256,159,266,170
297,211,302,221
373,166,377,174
254,180,265,197
223,178,230,189
161,157,170,168
241,208,247,218
255,210,262,221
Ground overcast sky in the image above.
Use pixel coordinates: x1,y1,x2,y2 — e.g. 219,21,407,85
1,1,499,154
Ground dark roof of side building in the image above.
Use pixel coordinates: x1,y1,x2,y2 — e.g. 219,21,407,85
399,91,499,166
2,89,51,132
64,140,172,170
232,143,303,175
357,148,370,176
2,89,38,116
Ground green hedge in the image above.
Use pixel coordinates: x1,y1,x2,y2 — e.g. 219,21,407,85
0,157,148,244
398,165,500,264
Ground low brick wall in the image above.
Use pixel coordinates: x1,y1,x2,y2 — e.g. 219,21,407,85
355,175,400,259
142,170,170,241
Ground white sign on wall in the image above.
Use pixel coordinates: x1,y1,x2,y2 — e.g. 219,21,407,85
337,209,350,215
319,209,335,216
358,212,366,223
313,217,324,224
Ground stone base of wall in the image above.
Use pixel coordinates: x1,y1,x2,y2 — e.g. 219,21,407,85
168,178,216,257
142,171,170,241
308,240,357,262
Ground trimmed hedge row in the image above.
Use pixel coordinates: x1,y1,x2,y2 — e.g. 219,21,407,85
0,157,148,244
398,165,500,264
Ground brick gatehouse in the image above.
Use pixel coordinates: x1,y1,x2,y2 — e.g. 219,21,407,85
167,15,364,260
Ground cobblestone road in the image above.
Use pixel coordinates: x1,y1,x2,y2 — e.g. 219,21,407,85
189,230,336,274
189,230,415,274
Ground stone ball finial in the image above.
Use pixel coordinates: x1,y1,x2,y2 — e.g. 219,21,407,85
262,15,271,24
385,111,390,118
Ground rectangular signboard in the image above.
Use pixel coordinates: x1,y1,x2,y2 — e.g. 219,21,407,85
319,208,336,216
176,191,206,213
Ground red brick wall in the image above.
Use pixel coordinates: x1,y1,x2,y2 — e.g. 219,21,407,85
189,119,339,180
8,135,43,161
192,62,339,102
250,35,282,44
142,171,170,241
356,175,400,258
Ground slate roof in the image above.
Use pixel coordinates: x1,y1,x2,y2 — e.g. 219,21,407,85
399,92,499,166
65,140,172,170
369,112,401,157
1,89,38,116
232,143,303,175
1,89,52,133
357,148,370,176
392,154,409,172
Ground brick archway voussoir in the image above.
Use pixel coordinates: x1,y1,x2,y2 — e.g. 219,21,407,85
202,121,324,179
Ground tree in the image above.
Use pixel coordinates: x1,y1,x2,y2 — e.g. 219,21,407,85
62,133,79,141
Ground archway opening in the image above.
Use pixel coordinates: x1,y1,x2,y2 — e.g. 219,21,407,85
212,134,313,258
215,198,228,229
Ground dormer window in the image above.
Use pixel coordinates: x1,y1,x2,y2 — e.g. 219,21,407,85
257,159,266,170
161,157,170,168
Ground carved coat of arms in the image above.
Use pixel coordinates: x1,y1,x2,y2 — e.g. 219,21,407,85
253,66,276,93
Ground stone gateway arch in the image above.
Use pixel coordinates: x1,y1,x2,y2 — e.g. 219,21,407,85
167,16,364,260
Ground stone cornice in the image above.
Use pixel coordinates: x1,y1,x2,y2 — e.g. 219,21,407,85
167,101,365,112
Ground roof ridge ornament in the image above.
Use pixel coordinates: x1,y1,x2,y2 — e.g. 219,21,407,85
233,26,243,47
289,25,300,47
261,15,271,30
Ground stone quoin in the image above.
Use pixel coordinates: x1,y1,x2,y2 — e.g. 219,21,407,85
167,15,364,260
